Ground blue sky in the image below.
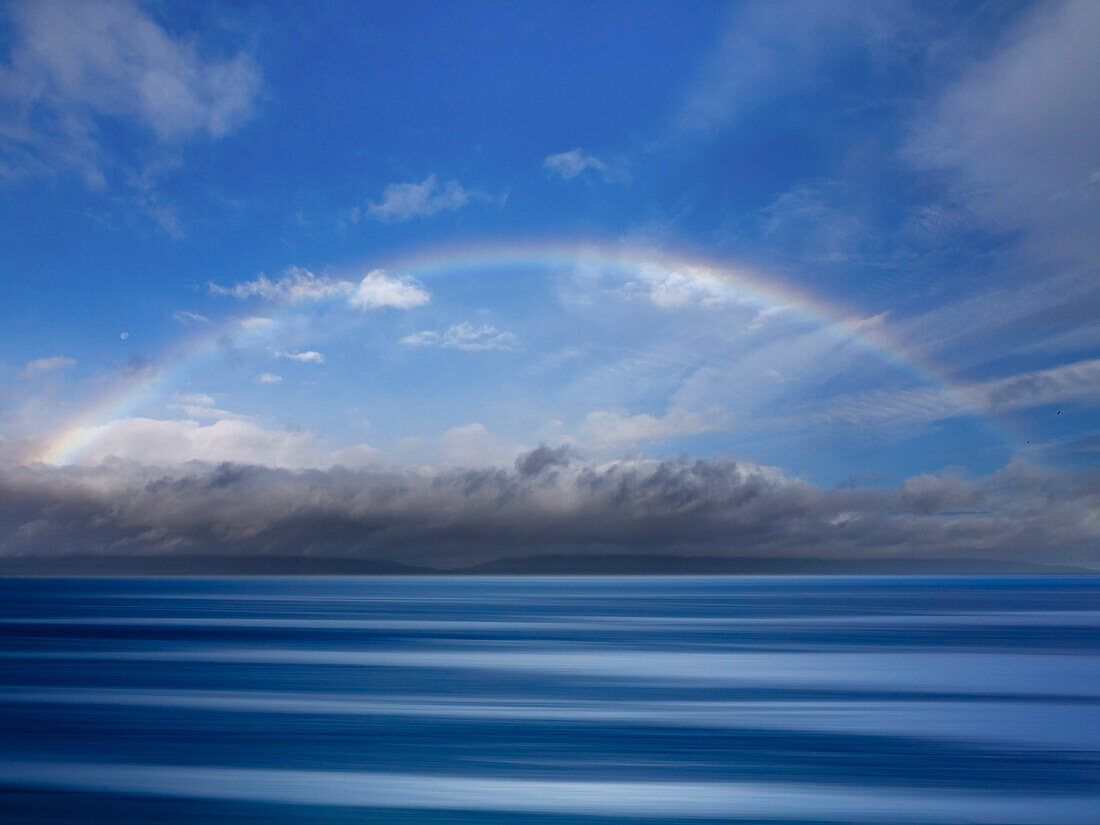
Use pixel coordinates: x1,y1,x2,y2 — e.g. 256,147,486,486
0,0,1097,564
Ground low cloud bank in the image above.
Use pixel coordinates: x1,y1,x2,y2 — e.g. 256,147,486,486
0,450,1096,568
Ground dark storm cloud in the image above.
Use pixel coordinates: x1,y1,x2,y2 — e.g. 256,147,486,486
0,452,1096,568
515,445,573,478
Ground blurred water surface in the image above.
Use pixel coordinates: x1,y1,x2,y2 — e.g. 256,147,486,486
0,576,1097,823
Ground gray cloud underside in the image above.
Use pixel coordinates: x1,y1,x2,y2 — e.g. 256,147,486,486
2,449,1096,568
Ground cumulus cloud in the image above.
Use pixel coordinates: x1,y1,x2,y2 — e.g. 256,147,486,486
544,148,608,180
515,444,573,478
401,322,521,352
211,267,430,311
0,0,261,182
23,356,76,376
276,350,325,365
0,454,1095,568
348,271,431,310
623,263,729,309
210,267,351,303
254,372,281,385
358,174,491,222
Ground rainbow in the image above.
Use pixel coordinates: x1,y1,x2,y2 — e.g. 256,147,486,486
35,238,999,465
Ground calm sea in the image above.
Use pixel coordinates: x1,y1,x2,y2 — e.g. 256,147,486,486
0,576,1098,823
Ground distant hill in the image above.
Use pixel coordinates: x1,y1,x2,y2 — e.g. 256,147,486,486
0,552,1090,576
0,554,432,576
456,553,1092,576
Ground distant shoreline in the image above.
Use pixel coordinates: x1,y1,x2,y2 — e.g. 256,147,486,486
0,553,1091,577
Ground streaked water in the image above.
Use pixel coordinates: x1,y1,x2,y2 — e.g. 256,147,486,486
0,576,1097,823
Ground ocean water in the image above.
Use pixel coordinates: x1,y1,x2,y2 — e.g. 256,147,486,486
0,576,1097,824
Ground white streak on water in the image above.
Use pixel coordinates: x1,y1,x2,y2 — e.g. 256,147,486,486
5,647,1096,696
0,760,1096,823
2,609,1097,628
1,688,1098,749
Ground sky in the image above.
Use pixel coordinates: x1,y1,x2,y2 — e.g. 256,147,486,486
0,0,1097,567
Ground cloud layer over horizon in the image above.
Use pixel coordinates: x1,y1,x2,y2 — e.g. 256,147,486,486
2,449,1096,568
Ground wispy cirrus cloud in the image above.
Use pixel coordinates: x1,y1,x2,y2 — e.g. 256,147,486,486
344,174,494,223
544,148,608,180
23,356,76,377
401,322,521,352
907,0,1100,269
674,0,910,136
173,311,210,325
805,358,1100,430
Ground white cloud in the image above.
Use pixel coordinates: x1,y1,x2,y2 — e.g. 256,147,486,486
276,350,326,365
363,174,490,222
810,357,1100,430
173,311,210,325
24,356,76,376
979,358,1100,412
211,267,352,303
0,0,261,180
748,306,788,331
177,393,215,406
326,443,383,468
57,417,379,469
254,373,282,385
213,267,430,311
544,148,608,180
625,263,728,309
401,322,521,352
907,0,1100,268
581,408,733,450
758,179,866,264
400,330,441,347
675,0,907,135
165,400,252,422
237,317,274,333
437,422,523,467
349,270,431,310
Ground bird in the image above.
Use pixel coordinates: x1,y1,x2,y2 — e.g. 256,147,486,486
1057,410,1062,415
